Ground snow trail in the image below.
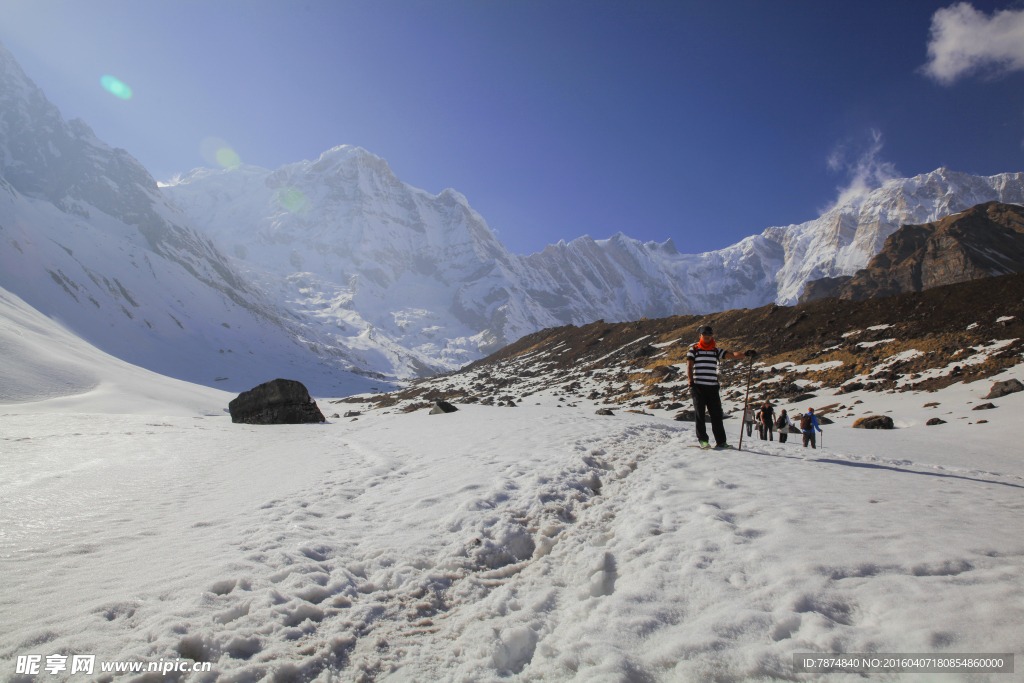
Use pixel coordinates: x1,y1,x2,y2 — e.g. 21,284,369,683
3,402,1022,682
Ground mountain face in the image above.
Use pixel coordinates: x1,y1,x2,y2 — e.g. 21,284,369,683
0,41,384,396
767,170,1024,304
165,153,1024,380
3,38,1023,389
799,201,1024,302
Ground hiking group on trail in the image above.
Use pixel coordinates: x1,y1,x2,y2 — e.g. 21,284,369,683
683,325,823,450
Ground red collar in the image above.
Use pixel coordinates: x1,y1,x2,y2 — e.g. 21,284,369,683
696,339,717,350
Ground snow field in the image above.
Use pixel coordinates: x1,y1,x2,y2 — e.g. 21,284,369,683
3,392,1023,682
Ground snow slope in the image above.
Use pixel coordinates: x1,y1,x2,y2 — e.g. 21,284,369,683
2,353,1022,681
0,284,234,415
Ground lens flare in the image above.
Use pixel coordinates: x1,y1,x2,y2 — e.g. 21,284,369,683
215,147,242,168
276,186,308,214
100,75,132,99
200,137,242,169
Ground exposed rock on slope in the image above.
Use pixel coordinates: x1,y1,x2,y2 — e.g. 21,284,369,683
801,202,1024,302
347,271,1024,416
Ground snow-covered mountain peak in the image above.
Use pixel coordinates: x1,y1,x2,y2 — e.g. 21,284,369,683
0,39,36,93
163,154,1023,381
0,43,394,395
3,40,1022,387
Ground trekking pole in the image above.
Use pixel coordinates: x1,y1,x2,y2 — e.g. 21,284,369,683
737,356,754,452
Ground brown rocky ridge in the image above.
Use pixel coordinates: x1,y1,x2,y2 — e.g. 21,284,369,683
336,270,1024,417
801,201,1024,303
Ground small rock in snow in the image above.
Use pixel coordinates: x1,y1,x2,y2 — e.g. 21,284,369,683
853,415,894,429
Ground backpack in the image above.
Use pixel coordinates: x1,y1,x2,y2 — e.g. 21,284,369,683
800,413,813,431
775,415,786,429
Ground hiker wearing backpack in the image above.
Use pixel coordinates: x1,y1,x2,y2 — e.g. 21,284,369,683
800,407,823,448
686,325,757,450
775,409,795,443
758,400,775,441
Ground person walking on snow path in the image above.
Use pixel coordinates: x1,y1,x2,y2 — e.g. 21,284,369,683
743,405,755,437
758,400,775,441
800,407,823,449
776,409,795,444
686,325,757,449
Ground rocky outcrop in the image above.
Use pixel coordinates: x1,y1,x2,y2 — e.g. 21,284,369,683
229,379,325,424
801,202,1024,303
984,378,1023,399
429,400,458,414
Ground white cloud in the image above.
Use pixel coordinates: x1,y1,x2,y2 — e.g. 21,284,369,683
823,129,900,211
922,2,1024,84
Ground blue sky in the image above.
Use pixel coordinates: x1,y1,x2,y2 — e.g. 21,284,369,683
2,0,1023,256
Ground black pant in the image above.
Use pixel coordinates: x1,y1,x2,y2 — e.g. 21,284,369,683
779,431,788,443
802,431,816,448
691,383,727,446
761,423,773,441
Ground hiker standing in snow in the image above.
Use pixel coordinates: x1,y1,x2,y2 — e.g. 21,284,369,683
759,400,775,441
742,406,755,437
776,409,795,443
800,407,823,449
686,325,757,449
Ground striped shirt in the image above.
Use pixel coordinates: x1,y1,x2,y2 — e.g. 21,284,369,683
687,344,727,386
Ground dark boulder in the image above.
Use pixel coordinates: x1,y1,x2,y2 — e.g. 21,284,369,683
971,402,996,410
984,379,1023,399
429,400,458,415
673,410,696,422
926,418,947,425
840,382,864,394
818,416,834,425
344,410,362,417
792,393,818,402
595,408,615,416
651,365,677,379
229,379,325,425
628,344,655,360
664,402,684,411
853,415,894,429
